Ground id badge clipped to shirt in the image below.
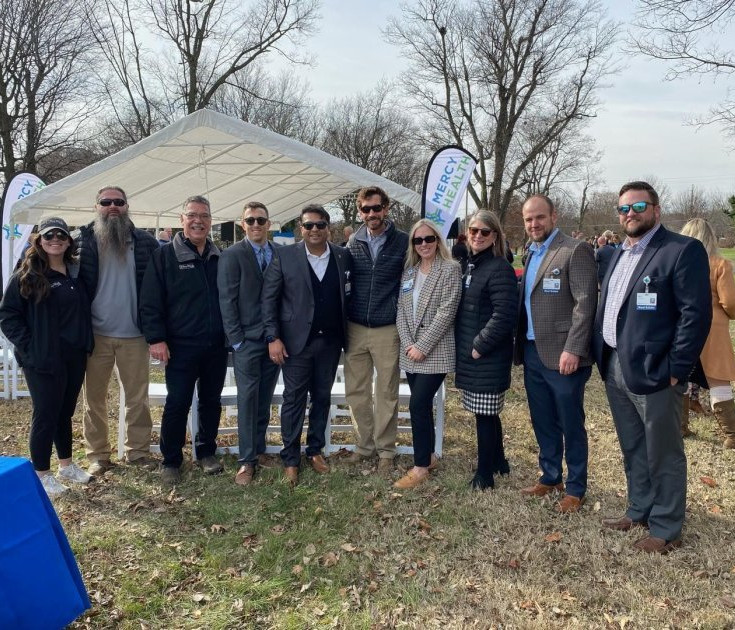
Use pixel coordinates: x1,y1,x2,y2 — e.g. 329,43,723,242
542,269,561,294
636,275,657,311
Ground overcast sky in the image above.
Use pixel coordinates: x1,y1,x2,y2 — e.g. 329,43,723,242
282,0,735,200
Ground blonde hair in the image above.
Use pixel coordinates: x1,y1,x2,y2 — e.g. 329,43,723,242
681,218,719,258
467,209,507,259
405,219,453,269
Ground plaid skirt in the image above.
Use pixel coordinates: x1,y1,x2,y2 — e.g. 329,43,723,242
460,389,506,415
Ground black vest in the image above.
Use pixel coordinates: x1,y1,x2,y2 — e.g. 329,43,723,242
308,254,343,342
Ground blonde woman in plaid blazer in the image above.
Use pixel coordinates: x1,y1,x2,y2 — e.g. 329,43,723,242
394,219,462,489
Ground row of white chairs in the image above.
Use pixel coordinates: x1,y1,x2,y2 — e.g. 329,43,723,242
118,365,445,461
0,335,30,400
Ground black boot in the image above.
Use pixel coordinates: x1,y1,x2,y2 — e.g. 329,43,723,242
492,415,510,476
471,414,495,490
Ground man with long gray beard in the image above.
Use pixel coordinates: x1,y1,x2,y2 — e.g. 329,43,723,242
75,186,159,476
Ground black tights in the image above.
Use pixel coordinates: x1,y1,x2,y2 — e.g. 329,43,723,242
472,414,510,489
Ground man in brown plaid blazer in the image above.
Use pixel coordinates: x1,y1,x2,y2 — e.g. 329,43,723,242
513,194,598,513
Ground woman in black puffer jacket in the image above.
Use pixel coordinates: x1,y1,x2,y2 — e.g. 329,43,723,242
455,210,518,490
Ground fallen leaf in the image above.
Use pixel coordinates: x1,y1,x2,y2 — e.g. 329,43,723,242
593,501,601,512
340,543,357,552
292,564,303,576
721,594,735,609
709,505,722,514
508,558,521,569
270,524,285,533
544,531,562,543
693,570,708,578
417,519,431,531
313,607,325,617
321,552,339,567
300,581,312,593
191,593,210,603
305,543,316,556
700,476,717,488
232,598,243,612
210,524,227,534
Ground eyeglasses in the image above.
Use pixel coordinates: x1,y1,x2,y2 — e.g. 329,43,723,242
98,198,126,207
183,212,212,220
42,230,68,241
616,201,654,214
302,221,328,231
243,216,268,226
359,204,384,214
468,227,494,237
412,235,437,245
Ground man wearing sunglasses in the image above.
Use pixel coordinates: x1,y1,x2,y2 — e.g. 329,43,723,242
593,181,711,554
217,201,282,486
261,205,353,485
344,186,409,471
75,186,158,477
514,194,597,514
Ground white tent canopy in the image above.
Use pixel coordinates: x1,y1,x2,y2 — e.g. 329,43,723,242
10,109,421,229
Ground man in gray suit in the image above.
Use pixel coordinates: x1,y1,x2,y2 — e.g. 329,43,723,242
514,194,598,513
217,201,280,486
262,205,352,486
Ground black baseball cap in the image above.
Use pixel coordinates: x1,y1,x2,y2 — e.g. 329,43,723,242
38,217,70,236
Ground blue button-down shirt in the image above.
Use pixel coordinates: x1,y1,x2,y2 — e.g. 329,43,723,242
524,228,559,340
247,239,273,271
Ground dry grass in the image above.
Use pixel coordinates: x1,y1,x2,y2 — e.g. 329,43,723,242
2,364,735,629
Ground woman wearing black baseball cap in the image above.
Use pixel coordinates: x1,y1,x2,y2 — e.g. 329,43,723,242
0,217,94,497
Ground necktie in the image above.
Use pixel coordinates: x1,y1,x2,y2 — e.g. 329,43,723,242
259,247,267,272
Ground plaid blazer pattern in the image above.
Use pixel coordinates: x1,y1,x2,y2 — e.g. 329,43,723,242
396,257,462,374
515,231,598,370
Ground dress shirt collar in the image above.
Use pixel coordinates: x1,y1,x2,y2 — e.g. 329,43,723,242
621,222,661,252
528,228,559,255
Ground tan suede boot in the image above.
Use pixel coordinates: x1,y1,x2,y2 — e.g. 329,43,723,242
713,400,735,449
681,395,695,438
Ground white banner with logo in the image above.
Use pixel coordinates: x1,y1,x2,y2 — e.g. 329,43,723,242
421,146,477,239
2,172,46,290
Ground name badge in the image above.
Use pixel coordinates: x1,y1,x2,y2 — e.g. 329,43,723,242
636,292,657,310
345,282,351,295
402,278,414,292
464,276,472,288
542,278,560,293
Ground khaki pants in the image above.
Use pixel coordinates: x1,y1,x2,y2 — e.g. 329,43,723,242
83,334,152,462
344,322,400,458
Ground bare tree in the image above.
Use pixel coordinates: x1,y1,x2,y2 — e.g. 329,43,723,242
0,0,94,183
386,0,619,224
632,1,735,140
319,82,426,227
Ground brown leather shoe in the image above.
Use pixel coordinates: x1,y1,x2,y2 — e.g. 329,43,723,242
520,482,564,497
378,458,394,473
307,454,329,474
235,464,255,486
393,468,429,489
284,466,299,485
632,535,682,554
428,454,440,471
88,459,114,477
257,453,277,468
557,495,585,514
601,515,648,531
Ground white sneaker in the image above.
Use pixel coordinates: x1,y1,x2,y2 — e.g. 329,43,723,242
58,463,93,484
40,474,69,497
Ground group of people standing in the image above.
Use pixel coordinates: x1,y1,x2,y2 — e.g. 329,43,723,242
0,180,731,555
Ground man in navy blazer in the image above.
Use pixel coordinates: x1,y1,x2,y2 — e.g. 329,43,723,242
262,204,352,485
593,181,711,554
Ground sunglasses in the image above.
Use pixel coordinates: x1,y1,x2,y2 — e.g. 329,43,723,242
616,201,654,214
243,216,268,226
468,227,494,237
98,198,126,207
42,230,68,241
359,204,384,214
412,235,437,245
303,221,328,231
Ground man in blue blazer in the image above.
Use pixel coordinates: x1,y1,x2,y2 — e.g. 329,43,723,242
593,181,711,554
262,205,352,485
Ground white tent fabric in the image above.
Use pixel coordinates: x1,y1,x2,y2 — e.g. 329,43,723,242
10,109,421,228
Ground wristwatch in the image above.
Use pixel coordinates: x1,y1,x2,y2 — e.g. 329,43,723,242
265,335,277,344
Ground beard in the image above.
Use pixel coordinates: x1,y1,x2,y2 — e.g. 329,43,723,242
94,211,133,259
622,214,656,239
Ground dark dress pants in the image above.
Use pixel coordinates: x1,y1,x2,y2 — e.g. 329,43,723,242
406,372,446,467
24,348,87,471
523,340,591,498
279,336,342,467
233,340,280,465
160,343,228,468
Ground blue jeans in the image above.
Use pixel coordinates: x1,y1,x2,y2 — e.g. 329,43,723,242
523,341,591,497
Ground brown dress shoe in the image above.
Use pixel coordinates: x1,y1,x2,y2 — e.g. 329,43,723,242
378,458,394,473
284,466,299,485
257,454,277,468
557,495,585,514
235,464,255,486
601,515,648,531
632,535,682,554
307,454,330,474
427,454,440,471
393,469,429,489
520,482,564,497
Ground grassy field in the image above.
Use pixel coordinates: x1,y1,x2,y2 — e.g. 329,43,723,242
2,363,735,629
720,247,735,263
